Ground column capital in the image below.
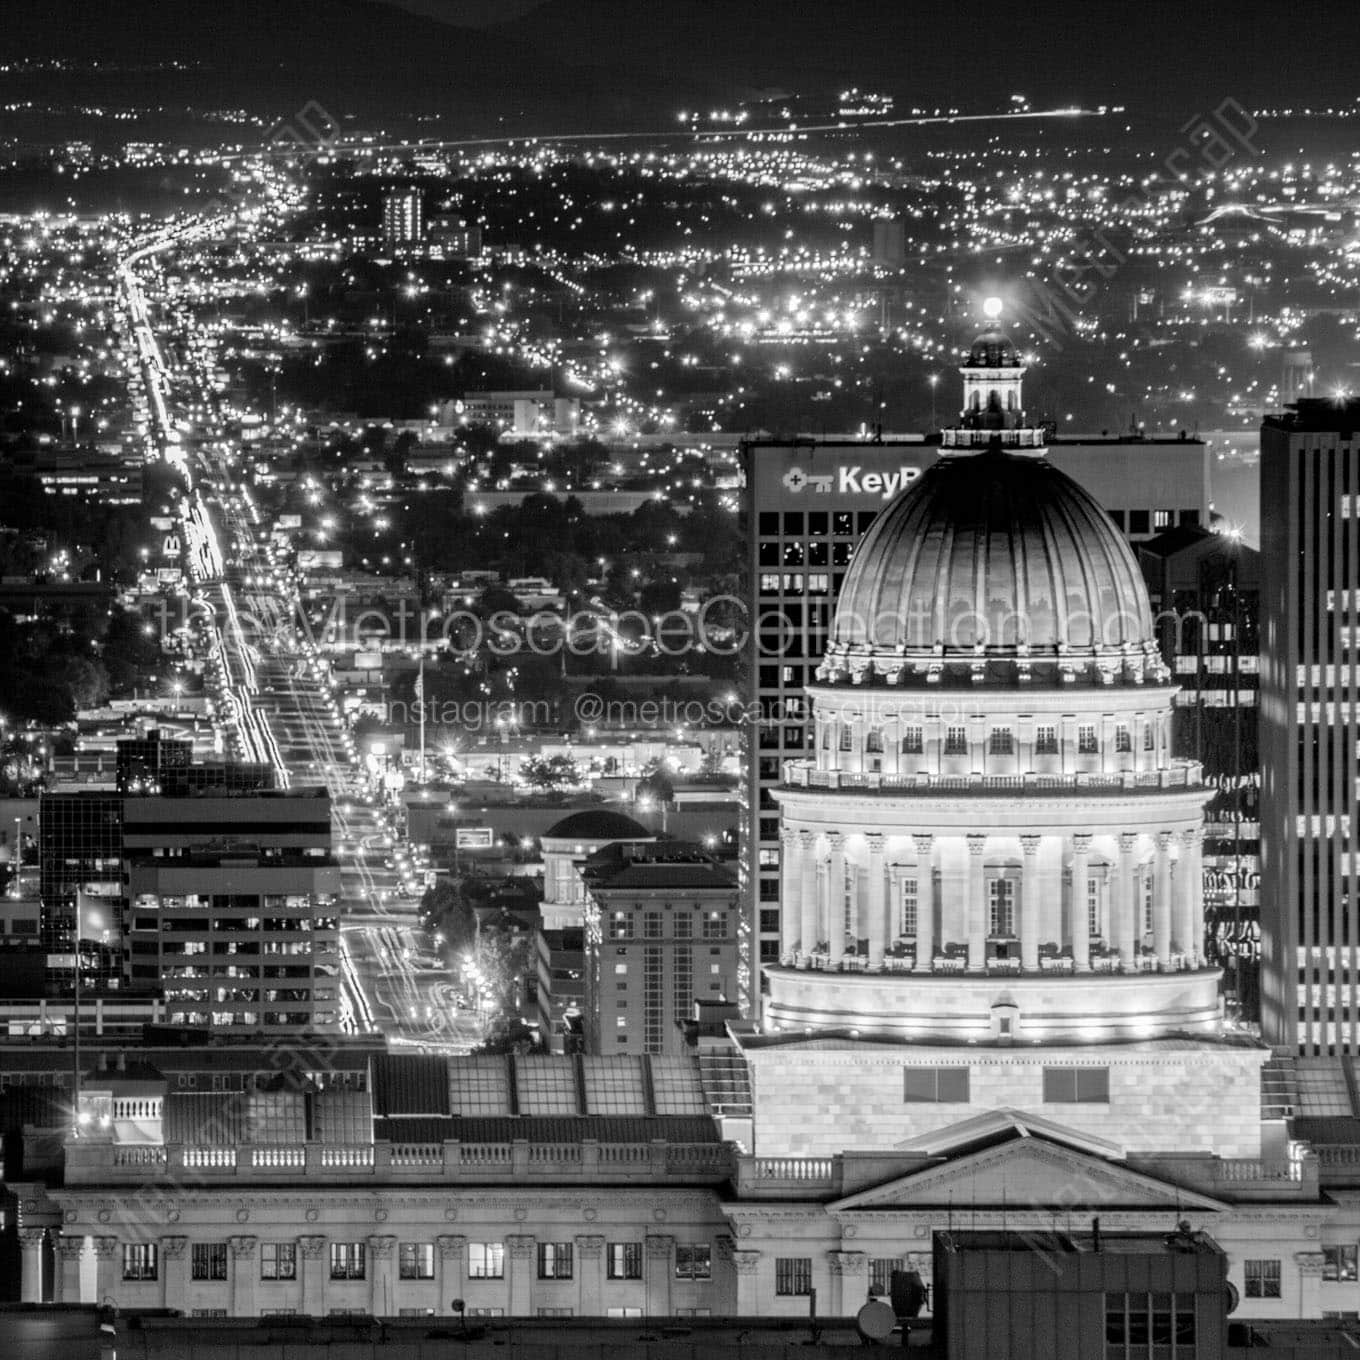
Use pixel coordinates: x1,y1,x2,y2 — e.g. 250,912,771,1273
54,1236,86,1262
366,1234,397,1259
645,1235,675,1259
18,1228,46,1248
436,1235,467,1260
229,1235,258,1260
299,1236,327,1260
161,1236,188,1260
780,825,799,846
798,828,816,846
911,833,934,855
91,1236,119,1260
1156,830,1175,851
828,1250,867,1277
730,1249,761,1277
1179,827,1201,848
966,834,987,857
826,831,844,851
1071,833,1093,853
507,1234,536,1261
865,833,885,854
574,1235,605,1258
1118,833,1138,854
1020,834,1041,856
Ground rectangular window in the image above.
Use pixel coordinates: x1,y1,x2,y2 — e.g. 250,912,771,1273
608,1242,642,1280
776,1257,813,1296
865,728,884,754
1154,508,1173,529
1077,724,1098,755
870,1257,908,1296
261,1242,297,1281
1245,1259,1282,1298
901,726,923,754
1324,1245,1359,1281
191,1242,228,1282
903,1066,970,1103
944,726,968,755
1143,723,1155,750
675,1243,712,1280
606,1307,642,1318
644,911,663,939
537,1307,574,1317
988,727,1014,755
1042,1066,1110,1103
702,912,726,940
901,878,918,936
1115,724,1132,753
988,878,1016,936
469,1242,505,1279
1087,878,1102,939
330,1242,366,1281
123,1243,158,1282
1034,725,1058,754
538,1242,574,1280
399,1242,435,1280
838,725,853,752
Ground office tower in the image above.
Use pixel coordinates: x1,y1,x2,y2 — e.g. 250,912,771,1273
1260,397,1360,1053
381,188,424,247
581,842,739,1057
1139,525,1261,1017
741,337,1209,1012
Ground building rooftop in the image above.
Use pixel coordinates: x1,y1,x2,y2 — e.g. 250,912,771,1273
542,809,653,842
1264,396,1360,433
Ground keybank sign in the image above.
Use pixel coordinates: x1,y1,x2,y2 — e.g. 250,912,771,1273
781,464,922,499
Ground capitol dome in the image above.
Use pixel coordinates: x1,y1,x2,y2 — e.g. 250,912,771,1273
818,444,1167,687
966,328,1022,368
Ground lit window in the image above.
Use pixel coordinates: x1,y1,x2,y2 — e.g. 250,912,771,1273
1323,1245,1358,1281
901,726,923,755
607,1242,642,1280
468,1242,505,1280
944,726,968,755
261,1242,296,1281
988,727,1014,755
1034,725,1058,755
1115,724,1131,753
329,1242,366,1281
675,1243,711,1280
988,878,1016,936
537,1242,574,1280
191,1243,228,1281
399,1242,434,1280
901,879,918,936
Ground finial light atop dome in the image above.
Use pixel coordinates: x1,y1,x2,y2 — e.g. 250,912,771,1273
982,294,1004,321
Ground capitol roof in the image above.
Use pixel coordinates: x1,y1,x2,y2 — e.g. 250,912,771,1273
818,444,1169,689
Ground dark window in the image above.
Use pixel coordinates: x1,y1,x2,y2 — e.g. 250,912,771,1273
758,512,779,535
1245,1259,1281,1298
1034,725,1058,754
1042,1066,1110,1103
903,1067,970,1103
944,726,968,755
261,1242,296,1281
399,1242,434,1280
192,1243,228,1281
538,1242,573,1280
901,726,923,754
782,512,803,535
776,1257,813,1295
1324,1245,1358,1281
675,1243,711,1280
988,727,1014,755
1128,509,1150,535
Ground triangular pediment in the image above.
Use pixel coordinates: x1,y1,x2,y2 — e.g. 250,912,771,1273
832,1135,1225,1214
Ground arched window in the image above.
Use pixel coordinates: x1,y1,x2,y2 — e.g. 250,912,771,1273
866,728,884,754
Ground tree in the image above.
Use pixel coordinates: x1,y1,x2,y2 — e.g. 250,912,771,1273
420,880,476,954
520,754,582,794
637,760,675,806
475,913,534,1013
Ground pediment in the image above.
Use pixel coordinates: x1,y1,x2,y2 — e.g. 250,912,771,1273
832,1136,1225,1214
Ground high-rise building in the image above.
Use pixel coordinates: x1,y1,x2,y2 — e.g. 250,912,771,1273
1260,397,1360,1053
1139,525,1261,1018
741,335,1210,1011
381,188,424,247
581,843,739,1057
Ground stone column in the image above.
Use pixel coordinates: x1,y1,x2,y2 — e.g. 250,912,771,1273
799,831,818,956
1113,834,1138,967
161,1236,188,1312
1071,835,1092,972
229,1236,258,1317
827,1250,868,1315
826,833,846,965
1154,832,1174,964
865,835,887,968
575,1234,605,1317
299,1235,328,1317
19,1229,45,1303
730,1249,762,1316
1177,829,1201,962
437,1234,466,1315
966,835,987,971
367,1235,397,1317
507,1234,536,1316
1020,835,1041,971
912,835,935,971
54,1235,85,1305
92,1236,119,1308
645,1235,674,1318
780,827,801,958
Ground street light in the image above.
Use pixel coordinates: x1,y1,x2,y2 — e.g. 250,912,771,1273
928,374,939,431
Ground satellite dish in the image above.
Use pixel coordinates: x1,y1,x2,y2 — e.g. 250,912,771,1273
856,1299,896,1343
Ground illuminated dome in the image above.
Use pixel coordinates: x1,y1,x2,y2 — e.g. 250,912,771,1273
818,445,1167,687
966,328,1022,368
